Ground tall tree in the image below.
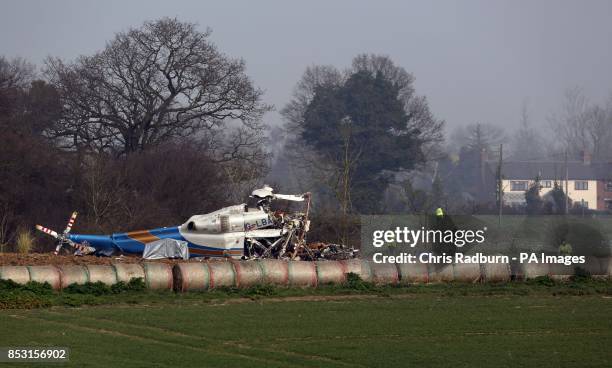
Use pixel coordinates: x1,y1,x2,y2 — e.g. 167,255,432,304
300,70,429,213
550,182,570,214
445,123,505,205
0,57,71,248
0,56,34,90
525,177,543,215
281,55,444,214
45,18,271,157
548,87,612,160
350,54,444,158
583,102,612,160
452,122,506,157
511,101,544,160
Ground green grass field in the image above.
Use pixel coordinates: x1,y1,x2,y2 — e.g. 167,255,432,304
0,283,611,367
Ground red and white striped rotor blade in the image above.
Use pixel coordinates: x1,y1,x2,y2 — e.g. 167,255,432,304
36,225,59,239
64,211,78,234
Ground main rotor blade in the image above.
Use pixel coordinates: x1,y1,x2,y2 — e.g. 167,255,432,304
64,211,78,234
36,225,59,239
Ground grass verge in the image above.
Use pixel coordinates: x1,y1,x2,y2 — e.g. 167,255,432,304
1,274,611,309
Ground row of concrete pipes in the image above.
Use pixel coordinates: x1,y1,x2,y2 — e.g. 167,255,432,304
0,258,611,292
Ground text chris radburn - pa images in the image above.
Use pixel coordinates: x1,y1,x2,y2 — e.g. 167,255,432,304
370,226,585,265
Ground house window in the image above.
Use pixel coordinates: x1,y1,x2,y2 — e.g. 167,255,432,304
575,181,588,190
605,199,612,210
510,181,528,191
606,181,612,192
541,180,552,188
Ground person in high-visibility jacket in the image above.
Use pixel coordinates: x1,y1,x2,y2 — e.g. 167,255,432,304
559,241,572,256
432,206,457,258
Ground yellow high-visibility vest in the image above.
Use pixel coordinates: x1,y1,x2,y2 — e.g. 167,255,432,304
435,208,444,217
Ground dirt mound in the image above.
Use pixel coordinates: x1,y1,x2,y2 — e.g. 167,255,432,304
0,253,207,266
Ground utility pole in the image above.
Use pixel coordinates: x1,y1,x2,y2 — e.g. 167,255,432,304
497,144,503,225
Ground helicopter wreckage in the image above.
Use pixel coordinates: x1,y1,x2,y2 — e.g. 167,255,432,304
36,186,358,261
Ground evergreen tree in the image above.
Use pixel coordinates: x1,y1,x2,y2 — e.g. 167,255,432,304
525,177,543,215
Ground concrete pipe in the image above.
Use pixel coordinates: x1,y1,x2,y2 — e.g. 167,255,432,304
86,265,118,285
369,262,399,285
519,262,550,279
231,260,263,288
509,259,522,280
173,263,210,292
397,262,428,284
207,261,236,288
57,265,89,288
605,257,612,278
453,263,481,283
113,263,145,283
480,263,511,283
143,263,173,290
582,257,605,276
427,264,454,283
28,266,61,290
288,261,317,287
257,259,289,286
315,261,346,285
548,264,574,281
341,259,373,282
0,266,30,285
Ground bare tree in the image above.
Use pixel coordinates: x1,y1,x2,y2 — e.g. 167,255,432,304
583,102,612,160
548,87,589,157
0,57,37,130
510,100,545,160
452,122,506,156
549,87,612,160
78,142,234,232
0,56,35,90
0,203,13,250
281,65,344,132
277,65,345,195
45,18,271,156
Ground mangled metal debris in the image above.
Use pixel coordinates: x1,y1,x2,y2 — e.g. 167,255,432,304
36,186,359,261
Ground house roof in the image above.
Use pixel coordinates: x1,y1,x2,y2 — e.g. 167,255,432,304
487,161,612,181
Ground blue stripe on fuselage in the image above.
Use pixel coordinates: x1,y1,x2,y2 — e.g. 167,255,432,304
69,226,242,257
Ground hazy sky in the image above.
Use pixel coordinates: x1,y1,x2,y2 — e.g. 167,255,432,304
2,0,612,134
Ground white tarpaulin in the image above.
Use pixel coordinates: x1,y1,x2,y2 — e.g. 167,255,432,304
143,238,190,260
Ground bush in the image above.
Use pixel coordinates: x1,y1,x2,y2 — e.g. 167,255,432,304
571,267,592,282
111,277,146,293
22,281,54,295
344,272,373,290
64,277,146,295
64,281,112,296
0,278,22,291
0,291,51,309
241,284,278,297
0,279,53,294
15,228,34,254
527,275,556,287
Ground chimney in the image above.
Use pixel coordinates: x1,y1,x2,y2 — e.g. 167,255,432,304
582,150,592,165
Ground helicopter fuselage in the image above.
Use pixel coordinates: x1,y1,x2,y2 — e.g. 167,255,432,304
68,204,279,258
